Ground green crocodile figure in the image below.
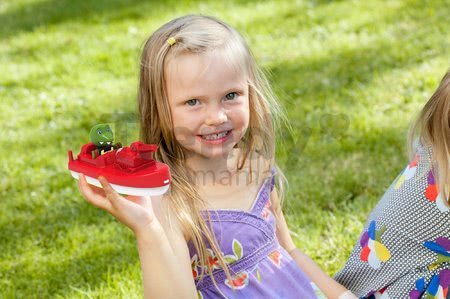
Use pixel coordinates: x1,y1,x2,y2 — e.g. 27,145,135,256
89,124,121,158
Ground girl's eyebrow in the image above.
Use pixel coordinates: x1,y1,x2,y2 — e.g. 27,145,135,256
178,84,246,101
177,94,207,102
223,85,246,93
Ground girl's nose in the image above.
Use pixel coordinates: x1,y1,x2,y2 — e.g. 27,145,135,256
205,106,227,125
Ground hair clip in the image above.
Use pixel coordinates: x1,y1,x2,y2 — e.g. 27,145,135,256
167,37,176,46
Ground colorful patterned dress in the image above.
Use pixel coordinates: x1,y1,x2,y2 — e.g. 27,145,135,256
188,171,321,298
335,144,450,298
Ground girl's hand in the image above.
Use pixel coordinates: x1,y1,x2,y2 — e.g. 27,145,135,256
77,174,159,235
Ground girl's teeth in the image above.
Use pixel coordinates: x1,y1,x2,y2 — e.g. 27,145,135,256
202,131,229,140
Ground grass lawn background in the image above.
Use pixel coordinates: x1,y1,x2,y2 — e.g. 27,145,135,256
1,0,449,297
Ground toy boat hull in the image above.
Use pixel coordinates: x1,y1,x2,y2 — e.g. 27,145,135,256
70,171,169,196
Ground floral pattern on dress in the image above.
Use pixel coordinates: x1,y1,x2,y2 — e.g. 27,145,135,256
366,286,389,299
194,238,250,291
261,198,272,220
206,248,221,270
223,239,244,265
191,204,288,293
191,239,244,279
359,221,391,270
425,170,450,213
409,269,450,299
395,154,419,190
224,271,250,290
268,249,282,267
424,237,450,269
192,254,200,279
408,238,450,299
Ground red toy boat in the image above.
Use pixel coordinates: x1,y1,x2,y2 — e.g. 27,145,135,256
68,141,171,196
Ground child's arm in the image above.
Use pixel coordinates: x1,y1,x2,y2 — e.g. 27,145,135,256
135,205,197,299
78,174,197,299
270,188,356,299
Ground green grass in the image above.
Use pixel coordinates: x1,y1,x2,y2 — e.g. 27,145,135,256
1,0,449,297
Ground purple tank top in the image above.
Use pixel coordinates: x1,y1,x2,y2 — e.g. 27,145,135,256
188,171,318,298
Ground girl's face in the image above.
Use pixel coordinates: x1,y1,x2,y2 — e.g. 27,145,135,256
165,51,249,160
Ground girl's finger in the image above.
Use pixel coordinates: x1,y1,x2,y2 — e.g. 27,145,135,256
98,176,123,209
88,183,107,197
127,195,152,210
78,174,112,211
127,195,147,204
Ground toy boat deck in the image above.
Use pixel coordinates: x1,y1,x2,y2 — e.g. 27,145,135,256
68,141,171,196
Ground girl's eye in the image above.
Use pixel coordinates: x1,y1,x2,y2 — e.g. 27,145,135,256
225,92,238,100
186,99,199,106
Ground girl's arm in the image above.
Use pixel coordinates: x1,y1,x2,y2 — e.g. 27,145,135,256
270,188,356,299
78,175,197,299
135,197,197,299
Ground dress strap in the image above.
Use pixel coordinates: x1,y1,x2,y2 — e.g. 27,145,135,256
250,167,276,215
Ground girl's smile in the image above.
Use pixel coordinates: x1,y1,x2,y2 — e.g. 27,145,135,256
197,129,232,144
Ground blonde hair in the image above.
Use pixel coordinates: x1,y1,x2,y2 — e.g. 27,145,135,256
409,69,450,205
137,15,287,287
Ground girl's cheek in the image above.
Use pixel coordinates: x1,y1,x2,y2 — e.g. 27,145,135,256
234,107,250,124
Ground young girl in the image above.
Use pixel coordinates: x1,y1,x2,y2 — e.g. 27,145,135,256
335,71,450,298
77,15,355,299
